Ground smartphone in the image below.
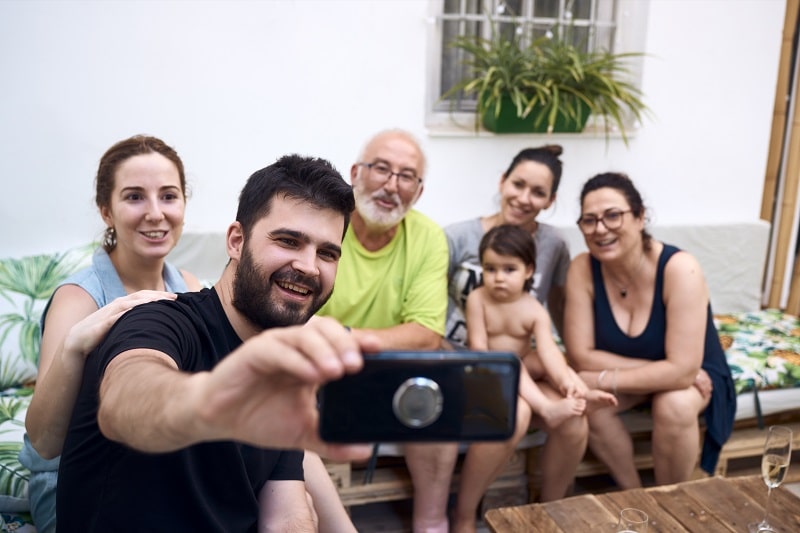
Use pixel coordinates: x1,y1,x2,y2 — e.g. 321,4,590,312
318,350,520,443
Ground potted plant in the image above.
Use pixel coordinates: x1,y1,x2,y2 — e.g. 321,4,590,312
442,18,649,142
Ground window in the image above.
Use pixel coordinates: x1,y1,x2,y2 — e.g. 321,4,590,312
426,0,649,131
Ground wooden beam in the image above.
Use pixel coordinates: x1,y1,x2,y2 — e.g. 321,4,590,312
762,0,799,223
768,0,800,308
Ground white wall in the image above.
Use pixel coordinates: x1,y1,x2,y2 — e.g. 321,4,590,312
0,0,786,258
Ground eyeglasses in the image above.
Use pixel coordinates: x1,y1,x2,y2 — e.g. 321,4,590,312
576,209,632,234
358,162,422,192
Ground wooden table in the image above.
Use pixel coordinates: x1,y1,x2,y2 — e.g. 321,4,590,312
484,475,800,532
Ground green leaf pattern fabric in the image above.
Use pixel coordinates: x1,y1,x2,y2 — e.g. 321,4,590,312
0,246,91,520
715,309,800,394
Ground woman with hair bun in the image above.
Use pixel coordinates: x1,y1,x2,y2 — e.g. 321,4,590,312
446,146,589,532
445,144,570,342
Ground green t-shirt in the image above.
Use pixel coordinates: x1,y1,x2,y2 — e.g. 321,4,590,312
317,209,447,335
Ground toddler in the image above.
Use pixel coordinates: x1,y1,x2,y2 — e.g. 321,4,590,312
466,224,617,426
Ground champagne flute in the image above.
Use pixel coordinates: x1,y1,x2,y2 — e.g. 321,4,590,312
748,425,793,533
616,507,648,532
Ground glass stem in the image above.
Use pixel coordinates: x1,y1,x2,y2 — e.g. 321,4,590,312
762,485,774,525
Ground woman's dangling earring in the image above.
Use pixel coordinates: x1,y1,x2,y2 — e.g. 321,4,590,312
102,226,117,251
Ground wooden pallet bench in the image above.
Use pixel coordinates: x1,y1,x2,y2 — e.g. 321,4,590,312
325,447,530,513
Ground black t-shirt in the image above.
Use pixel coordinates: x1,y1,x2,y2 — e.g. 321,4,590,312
57,288,304,532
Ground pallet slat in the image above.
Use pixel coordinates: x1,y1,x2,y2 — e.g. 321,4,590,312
325,450,529,510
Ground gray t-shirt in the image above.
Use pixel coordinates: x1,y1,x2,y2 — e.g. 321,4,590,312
444,218,570,347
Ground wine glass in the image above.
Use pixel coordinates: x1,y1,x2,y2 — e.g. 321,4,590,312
748,425,793,533
616,507,648,532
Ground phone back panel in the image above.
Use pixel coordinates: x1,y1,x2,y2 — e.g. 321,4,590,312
318,351,519,443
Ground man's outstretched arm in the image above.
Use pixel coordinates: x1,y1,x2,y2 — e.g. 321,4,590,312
97,316,377,461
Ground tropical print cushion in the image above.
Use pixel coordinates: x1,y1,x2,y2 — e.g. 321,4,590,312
0,245,94,381
715,309,800,394
0,245,93,518
0,385,32,514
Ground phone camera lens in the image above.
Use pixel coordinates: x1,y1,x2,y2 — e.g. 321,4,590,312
392,377,443,428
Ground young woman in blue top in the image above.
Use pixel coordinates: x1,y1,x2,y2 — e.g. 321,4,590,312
21,135,203,532
564,172,735,489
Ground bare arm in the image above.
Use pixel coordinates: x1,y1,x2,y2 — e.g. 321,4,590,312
26,285,97,458
35,286,98,383
529,301,568,376
659,252,709,387
464,289,489,351
303,452,357,533
530,302,587,398
258,479,316,533
98,316,376,462
349,322,441,350
26,287,176,458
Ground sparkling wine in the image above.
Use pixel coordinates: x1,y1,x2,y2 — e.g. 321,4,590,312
762,453,789,488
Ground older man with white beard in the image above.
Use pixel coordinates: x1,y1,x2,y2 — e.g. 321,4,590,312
316,129,455,533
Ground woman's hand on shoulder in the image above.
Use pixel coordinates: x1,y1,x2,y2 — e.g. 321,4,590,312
63,290,177,360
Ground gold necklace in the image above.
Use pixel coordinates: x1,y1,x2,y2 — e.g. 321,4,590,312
609,251,646,298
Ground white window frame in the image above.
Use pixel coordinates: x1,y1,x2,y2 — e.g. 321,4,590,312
425,0,650,136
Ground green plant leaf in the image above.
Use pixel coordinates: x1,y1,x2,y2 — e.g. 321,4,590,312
439,13,651,142
0,441,29,500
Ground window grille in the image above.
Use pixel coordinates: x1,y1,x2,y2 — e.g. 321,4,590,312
436,0,620,113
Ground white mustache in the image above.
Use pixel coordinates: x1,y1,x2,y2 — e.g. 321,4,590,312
371,190,401,206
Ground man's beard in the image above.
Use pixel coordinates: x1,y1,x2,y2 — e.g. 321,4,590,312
232,245,332,329
353,181,409,231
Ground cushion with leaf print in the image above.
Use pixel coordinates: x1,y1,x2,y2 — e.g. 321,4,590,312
0,245,93,514
0,386,32,512
0,246,94,382
715,309,800,394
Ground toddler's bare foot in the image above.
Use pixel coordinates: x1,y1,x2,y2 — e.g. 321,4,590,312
585,389,619,413
539,397,586,427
